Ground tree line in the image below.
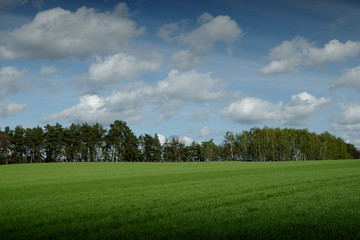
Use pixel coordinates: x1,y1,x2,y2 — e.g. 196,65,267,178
0,120,359,164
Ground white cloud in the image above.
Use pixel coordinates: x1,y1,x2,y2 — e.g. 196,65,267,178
0,99,28,117
198,126,211,138
331,66,360,90
159,14,242,70
340,133,360,148
197,12,213,25
0,66,26,98
282,92,332,125
260,36,310,74
221,92,331,125
156,70,225,102
87,53,161,85
179,136,194,146
307,39,360,66
112,2,129,17
42,94,144,124
0,3,145,60
158,22,182,43
331,103,360,131
44,69,226,124
0,66,28,117
156,134,166,146
221,97,282,124
261,36,360,74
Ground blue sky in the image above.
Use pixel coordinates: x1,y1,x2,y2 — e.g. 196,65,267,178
1,0,360,147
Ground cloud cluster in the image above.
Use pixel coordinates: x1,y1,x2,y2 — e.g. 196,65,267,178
44,70,225,124
331,66,360,90
159,13,242,70
260,36,360,74
221,92,331,125
72,53,161,89
340,133,360,148
0,99,28,117
0,67,28,117
0,3,144,60
156,70,225,102
332,103,360,131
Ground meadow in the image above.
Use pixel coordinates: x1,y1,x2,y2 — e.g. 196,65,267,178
0,160,359,239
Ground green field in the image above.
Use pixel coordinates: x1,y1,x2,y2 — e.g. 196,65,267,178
1,160,359,239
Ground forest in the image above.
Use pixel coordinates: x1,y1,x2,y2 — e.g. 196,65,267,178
0,120,359,164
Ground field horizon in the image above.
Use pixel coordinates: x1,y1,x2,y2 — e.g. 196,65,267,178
1,160,359,239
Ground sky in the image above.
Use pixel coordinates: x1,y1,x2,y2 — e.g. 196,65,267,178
1,0,360,147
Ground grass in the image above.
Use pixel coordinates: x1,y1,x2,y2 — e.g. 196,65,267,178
0,160,360,239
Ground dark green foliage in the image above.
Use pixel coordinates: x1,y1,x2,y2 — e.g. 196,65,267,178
186,142,203,162
346,143,360,159
201,139,219,161
0,123,358,164
220,127,353,162
44,123,64,162
25,126,44,163
139,134,162,162
163,136,186,162
106,120,140,162
0,127,11,164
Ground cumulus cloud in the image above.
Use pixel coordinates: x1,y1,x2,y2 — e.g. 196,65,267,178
331,66,360,90
260,36,311,74
221,92,331,125
179,136,194,146
282,92,332,125
197,12,213,25
340,133,360,148
87,52,161,85
43,84,148,124
260,36,360,74
0,66,28,117
307,39,360,66
156,70,225,102
0,66,26,98
198,126,211,138
44,69,226,124
0,99,28,117
0,3,145,60
159,13,242,70
221,97,282,124
331,103,360,131
43,94,112,124
156,134,166,146
158,22,183,43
